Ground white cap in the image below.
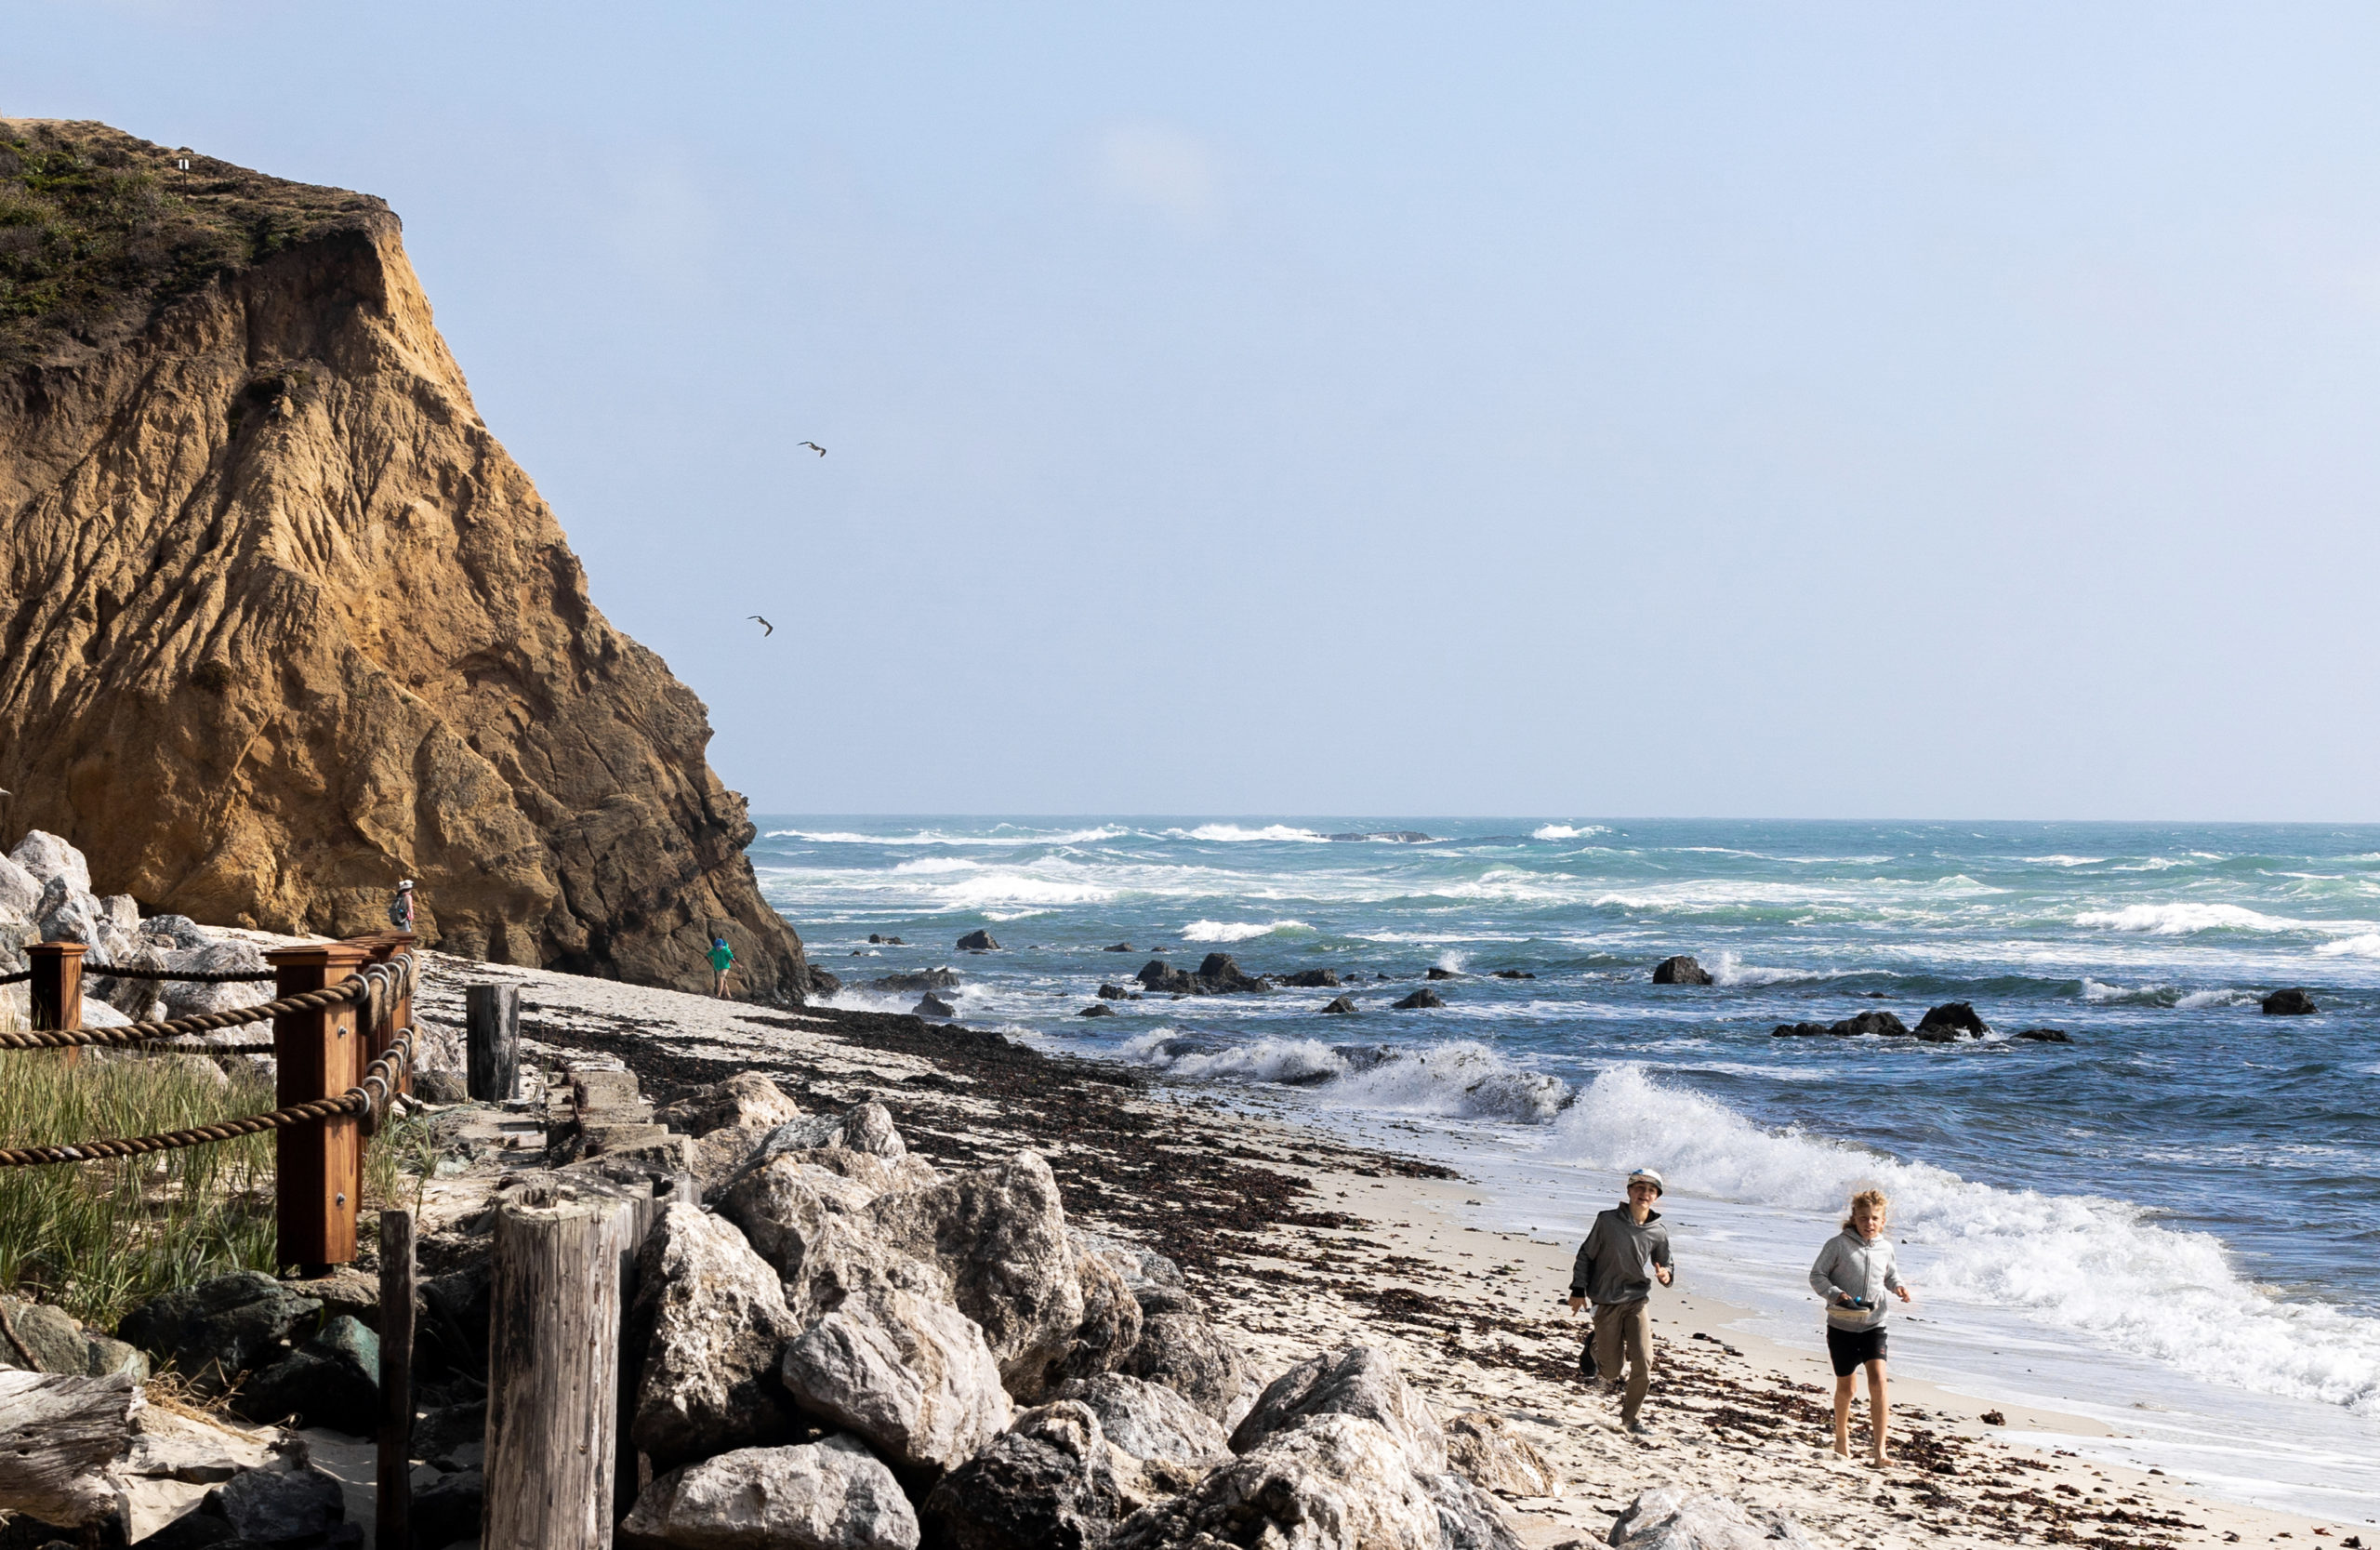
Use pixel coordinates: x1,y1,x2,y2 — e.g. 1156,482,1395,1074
1627,1168,1666,1195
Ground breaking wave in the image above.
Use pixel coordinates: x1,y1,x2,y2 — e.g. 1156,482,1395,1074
1181,919,1311,943
1119,1031,1573,1122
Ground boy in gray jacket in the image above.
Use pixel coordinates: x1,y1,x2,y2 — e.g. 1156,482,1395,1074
1567,1168,1673,1434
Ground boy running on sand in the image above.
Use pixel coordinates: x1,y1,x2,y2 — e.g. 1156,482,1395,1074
707,935,734,998
1809,1187,1911,1465
1567,1168,1674,1435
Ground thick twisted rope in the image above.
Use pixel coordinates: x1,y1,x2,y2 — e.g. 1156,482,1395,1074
0,970,28,986
82,964,280,983
0,1094,365,1166
0,978,364,1051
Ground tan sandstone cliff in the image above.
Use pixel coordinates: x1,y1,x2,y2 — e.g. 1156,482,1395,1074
0,119,818,1000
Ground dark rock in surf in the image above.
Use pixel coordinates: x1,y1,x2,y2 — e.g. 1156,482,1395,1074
1193,953,1267,994
1914,1002,1990,1041
1319,996,1357,1015
1832,1010,1909,1038
1651,955,1712,986
957,930,1000,951
1096,983,1130,1000
2261,988,2318,1015
1136,960,1197,995
1276,969,1341,988
1491,970,1535,980
1424,966,1458,981
1771,1022,1832,1038
1102,942,1133,952
2014,1027,2072,1043
873,968,960,992
1079,1002,1115,1017
916,994,957,1018
1392,988,1444,1011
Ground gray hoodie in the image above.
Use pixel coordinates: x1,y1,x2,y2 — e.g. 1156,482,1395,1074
1808,1228,1904,1331
1570,1204,1673,1306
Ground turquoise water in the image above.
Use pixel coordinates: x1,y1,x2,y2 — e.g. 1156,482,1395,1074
752,817,2380,1511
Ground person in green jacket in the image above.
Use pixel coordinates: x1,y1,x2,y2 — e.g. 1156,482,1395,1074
707,935,734,998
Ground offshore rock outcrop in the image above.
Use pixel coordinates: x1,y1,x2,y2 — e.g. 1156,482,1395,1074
0,120,815,998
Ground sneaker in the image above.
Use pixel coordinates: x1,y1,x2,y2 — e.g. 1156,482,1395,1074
1626,1419,1654,1437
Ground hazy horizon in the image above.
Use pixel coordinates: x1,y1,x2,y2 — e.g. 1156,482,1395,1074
10,5,2380,820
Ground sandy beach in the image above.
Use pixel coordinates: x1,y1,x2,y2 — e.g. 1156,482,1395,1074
404,953,2357,1550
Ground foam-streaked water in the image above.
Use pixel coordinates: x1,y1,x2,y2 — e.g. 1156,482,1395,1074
753,817,2380,1519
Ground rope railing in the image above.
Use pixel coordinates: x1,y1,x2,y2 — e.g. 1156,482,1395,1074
82,963,280,983
0,952,417,1053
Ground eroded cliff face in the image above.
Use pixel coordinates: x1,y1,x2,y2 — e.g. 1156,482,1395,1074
0,120,817,1000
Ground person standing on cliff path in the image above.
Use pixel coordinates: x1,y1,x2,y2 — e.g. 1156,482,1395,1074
387,880,416,934
1809,1187,1911,1466
707,935,734,998
1567,1167,1674,1435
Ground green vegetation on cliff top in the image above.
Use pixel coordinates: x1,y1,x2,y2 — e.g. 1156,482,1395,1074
0,119,386,369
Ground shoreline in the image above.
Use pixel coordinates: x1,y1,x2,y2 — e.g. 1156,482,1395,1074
418,953,2368,1548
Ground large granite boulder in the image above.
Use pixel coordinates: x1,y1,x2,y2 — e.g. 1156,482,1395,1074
1651,956,1713,986
117,1272,322,1389
1052,1372,1230,1476
1117,1286,1246,1424
620,1435,919,1550
629,1202,803,1468
1110,1413,1443,1550
206,1466,348,1545
0,852,42,917
865,1151,1085,1400
1606,1488,1821,1550
33,875,113,961
1442,1411,1560,1497
917,1399,1160,1550
1040,1250,1143,1393
0,1295,148,1379
777,1289,1011,1475
9,831,91,894
655,1072,804,1137
1228,1345,1447,1477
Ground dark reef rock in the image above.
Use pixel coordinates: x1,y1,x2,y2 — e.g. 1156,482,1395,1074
1102,942,1134,952
1424,967,1458,982
1319,996,1357,1015
2014,1027,2072,1042
1491,969,1535,980
1276,969,1341,988
1914,1001,1990,1041
2261,988,2319,1015
957,930,1001,951
1096,983,1130,1000
873,968,960,992
1391,987,1444,1011
915,993,957,1018
1651,955,1713,986
1079,1002,1116,1017
1835,1010,1910,1039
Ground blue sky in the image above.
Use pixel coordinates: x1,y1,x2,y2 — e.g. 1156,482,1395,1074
10,5,2380,817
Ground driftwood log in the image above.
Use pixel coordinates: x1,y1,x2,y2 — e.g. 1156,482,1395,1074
483,1176,640,1550
467,983,521,1103
0,1370,140,1527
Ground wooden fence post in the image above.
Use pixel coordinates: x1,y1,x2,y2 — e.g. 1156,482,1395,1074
467,984,520,1103
377,1207,415,1550
484,1181,635,1550
264,941,371,1274
27,941,85,1035
364,934,419,1095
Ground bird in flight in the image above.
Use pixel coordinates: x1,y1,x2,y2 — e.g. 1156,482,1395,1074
800,442,826,457
748,616,774,636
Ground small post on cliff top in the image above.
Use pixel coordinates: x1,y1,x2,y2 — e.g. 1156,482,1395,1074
28,942,86,1066
467,983,520,1103
266,940,371,1273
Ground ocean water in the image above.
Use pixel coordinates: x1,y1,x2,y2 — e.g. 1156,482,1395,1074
752,817,2380,1519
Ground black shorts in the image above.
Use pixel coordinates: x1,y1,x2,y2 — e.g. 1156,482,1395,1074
1827,1323,1888,1375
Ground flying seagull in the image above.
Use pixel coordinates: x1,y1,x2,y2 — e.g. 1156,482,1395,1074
748,616,774,636
800,442,826,457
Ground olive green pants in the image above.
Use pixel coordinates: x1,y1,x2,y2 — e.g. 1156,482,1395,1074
1592,1298,1653,1424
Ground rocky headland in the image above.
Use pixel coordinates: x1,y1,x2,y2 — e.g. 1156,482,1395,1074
0,120,813,999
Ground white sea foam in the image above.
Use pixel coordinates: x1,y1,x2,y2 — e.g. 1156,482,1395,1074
1707,950,1826,987
2023,855,2109,868
1124,1032,1573,1122
1532,824,1608,841
766,825,1135,847
1554,1065,2380,1416
1182,919,1310,943
2315,934,2380,959
2076,903,2331,935
2176,988,2257,1010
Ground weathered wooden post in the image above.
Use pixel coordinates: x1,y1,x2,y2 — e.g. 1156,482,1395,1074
364,933,419,1095
265,941,371,1274
27,941,85,1031
484,1181,636,1550
466,983,521,1103
377,1207,415,1550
